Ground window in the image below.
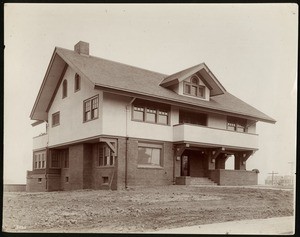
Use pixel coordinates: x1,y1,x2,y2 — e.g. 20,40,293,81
132,99,170,125
102,177,109,184
183,76,206,99
227,116,247,132
179,110,207,126
97,143,114,167
38,178,42,183
62,79,67,98
33,151,46,169
51,150,60,168
74,73,81,92
138,143,163,168
52,112,60,127
133,106,144,121
84,95,99,122
65,177,69,183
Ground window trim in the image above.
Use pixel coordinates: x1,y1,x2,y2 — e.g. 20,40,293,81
137,142,164,168
52,112,60,127
83,95,99,123
74,73,81,92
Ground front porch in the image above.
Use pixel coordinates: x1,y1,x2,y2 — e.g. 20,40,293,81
174,144,258,186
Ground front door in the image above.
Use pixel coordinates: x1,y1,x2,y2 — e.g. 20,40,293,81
181,155,190,176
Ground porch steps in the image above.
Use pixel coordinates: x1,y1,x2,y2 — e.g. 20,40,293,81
189,177,218,186
176,176,218,186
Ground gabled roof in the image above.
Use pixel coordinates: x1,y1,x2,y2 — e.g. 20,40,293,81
159,63,226,96
30,46,276,124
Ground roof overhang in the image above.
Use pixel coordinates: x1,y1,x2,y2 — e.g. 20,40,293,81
30,48,67,121
94,83,276,124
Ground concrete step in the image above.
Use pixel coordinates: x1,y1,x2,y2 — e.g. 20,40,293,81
189,177,217,186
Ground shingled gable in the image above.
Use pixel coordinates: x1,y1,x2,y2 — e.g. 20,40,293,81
30,44,276,124
159,63,226,97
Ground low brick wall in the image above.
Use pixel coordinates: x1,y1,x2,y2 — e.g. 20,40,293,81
208,169,258,186
4,184,26,192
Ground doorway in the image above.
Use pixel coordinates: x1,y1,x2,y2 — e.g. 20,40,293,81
181,155,190,176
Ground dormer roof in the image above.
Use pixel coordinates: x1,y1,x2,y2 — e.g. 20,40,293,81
30,44,276,124
160,63,226,96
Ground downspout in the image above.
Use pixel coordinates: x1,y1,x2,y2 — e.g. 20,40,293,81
45,121,49,191
125,97,136,189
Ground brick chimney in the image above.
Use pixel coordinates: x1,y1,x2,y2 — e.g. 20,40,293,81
74,41,89,55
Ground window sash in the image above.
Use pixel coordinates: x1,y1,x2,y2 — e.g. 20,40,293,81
84,96,99,122
132,103,169,125
138,146,162,167
98,144,114,167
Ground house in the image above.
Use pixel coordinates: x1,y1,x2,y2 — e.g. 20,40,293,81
27,41,276,192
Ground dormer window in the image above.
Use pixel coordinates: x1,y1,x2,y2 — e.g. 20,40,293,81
183,76,205,99
62,79,67,98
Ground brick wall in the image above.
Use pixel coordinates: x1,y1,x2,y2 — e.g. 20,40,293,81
26,171,47,192
208,169,258,186
117,138,174,188
68,144,84,190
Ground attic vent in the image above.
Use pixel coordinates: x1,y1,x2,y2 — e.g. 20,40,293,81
74,41,89,55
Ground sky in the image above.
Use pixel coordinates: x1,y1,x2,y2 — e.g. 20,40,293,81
4,4,298,184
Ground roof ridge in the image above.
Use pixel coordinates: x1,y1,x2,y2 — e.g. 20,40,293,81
56,47,168,78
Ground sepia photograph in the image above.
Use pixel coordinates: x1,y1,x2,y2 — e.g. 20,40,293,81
3,3,298,234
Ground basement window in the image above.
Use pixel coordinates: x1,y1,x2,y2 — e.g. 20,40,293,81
102,177,109,184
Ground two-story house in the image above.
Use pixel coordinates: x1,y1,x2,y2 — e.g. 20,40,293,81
27,41,276,192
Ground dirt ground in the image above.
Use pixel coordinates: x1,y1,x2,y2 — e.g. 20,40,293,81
2,185,294,233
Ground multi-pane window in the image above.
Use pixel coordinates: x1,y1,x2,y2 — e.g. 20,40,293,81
33,151,46,169
179,110,207,126
132,100,170,125
84,95,99,122
50,149,68,168
227,116,247,132
183,76,206,99
138,143,163,168
62,79,67,98
98,143,114,167
51,150,60,168
74,73,81,92
52,112,60,127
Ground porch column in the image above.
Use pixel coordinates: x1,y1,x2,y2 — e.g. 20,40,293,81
216,153,227,169
173,144,187,184
234,151,253,170
205,148,223,170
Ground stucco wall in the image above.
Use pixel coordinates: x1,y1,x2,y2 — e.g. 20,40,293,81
207,113,227,129
48,66,102,147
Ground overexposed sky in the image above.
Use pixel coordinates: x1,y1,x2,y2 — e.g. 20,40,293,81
4,4,298,184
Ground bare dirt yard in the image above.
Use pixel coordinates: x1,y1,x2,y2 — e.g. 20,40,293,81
2,185,294,233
